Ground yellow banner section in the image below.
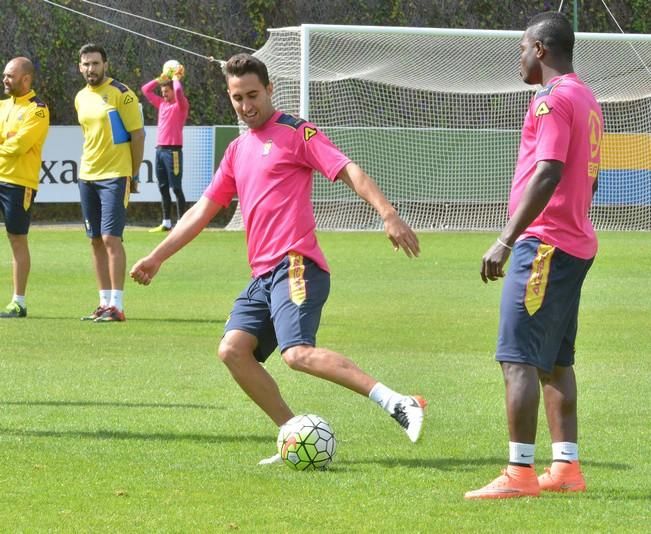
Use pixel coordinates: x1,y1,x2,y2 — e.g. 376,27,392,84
601,133,651,171
524,244,555,316
288,252,307,306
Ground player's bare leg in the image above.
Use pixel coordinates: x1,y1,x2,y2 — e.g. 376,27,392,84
0,233,30,317
103,235,126,290
541,365,577,443
282,345,426,442
90,237,111,289
538,365,585,492
466,362,542,499
502,362,540,444
218,330,294,426
8,233,30,296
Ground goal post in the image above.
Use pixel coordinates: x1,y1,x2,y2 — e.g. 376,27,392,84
226,24,651,231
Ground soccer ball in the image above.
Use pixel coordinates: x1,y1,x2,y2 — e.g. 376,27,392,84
162,59,182,78
277,414,336,471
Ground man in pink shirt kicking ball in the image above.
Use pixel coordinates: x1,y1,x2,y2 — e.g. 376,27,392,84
130,53,426,464
141,61,189,232
465,12,603,499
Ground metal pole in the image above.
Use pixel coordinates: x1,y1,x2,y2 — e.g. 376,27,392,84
573,0,579,32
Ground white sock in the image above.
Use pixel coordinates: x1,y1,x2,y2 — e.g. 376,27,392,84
509,441,535,465
13,294,26,307
99,290,111,307
162,219,172,228
552,441,578,462
369,382,403,413
109,290,124,311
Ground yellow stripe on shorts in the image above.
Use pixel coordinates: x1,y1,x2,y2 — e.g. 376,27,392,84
23,187,33,211
524,243,555,316
173,151,180,176
288,252,306,306
124,177,130,208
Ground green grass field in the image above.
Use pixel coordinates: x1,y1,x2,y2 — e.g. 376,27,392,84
0,229,649,532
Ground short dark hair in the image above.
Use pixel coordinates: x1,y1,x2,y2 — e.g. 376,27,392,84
526,12,575,61
79,43,107,62
224,53,270,86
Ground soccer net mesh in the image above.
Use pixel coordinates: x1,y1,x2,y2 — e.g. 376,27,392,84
226,25,651,231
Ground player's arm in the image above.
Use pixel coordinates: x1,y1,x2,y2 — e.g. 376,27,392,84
141,79,162,108
130,196,223,285
337,161,420,258
0,107,49,156
129,127,145,178
173,79,189,113
481,160,562,283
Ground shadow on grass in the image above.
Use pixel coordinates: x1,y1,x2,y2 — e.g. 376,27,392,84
20,317,225,325
0,400,218,410
337,457,632,472
0,426,269,444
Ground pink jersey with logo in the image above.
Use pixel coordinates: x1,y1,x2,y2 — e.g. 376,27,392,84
510,73,603,259
204,111,351,276
141,79,189,146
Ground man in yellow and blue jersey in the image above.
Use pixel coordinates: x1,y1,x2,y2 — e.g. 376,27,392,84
0,57,50,318
75,43,144,322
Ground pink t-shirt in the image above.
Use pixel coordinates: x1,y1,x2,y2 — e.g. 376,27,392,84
204,111,351,276
510,73,603,259
141,79,189,146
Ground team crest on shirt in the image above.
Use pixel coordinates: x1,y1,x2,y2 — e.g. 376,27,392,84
124,95,133,104
262,139,273,156
304,127,317,142
535,101,552,117
102,94,109,103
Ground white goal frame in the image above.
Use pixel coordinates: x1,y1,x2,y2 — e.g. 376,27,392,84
224,24,651,232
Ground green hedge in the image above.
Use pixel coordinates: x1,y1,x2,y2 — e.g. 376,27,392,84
3,0,649,126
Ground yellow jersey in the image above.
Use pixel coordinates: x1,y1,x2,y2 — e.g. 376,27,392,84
0,89,50,190
75,77,143,180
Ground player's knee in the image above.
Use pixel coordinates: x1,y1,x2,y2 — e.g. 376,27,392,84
282,345,313,371
218,338,248,366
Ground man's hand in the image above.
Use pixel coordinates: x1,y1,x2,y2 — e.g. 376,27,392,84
172,64,185,80
383,212,420,258
157,73,171,84
130,256,162,286
130,176,140,194
480,240,512,283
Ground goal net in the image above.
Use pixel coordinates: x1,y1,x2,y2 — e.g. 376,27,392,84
226,25,651,231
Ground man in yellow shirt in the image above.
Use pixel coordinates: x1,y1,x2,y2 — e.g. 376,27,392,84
0,57,50,318
75,43,144,322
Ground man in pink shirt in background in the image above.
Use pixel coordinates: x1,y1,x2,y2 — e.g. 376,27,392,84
141,61,189,232
466,12,603,499
130,53,426,464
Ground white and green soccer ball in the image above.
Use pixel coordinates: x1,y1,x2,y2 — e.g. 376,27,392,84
162,59,181,78
277,414,336,471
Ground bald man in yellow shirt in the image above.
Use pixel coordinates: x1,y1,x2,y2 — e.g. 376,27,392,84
0,57,50,318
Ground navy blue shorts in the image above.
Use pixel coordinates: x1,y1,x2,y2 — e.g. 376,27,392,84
155,147,183,190
0,183,36,235
496,238,594,373
78,177,129,238
224,253,330,363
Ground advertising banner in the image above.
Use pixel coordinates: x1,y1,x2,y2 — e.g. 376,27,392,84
37,126,215,203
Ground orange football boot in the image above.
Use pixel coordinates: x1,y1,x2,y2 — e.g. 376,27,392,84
465,465,540,500
538,461,586,492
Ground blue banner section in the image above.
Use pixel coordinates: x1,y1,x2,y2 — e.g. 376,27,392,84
594,170,651,206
